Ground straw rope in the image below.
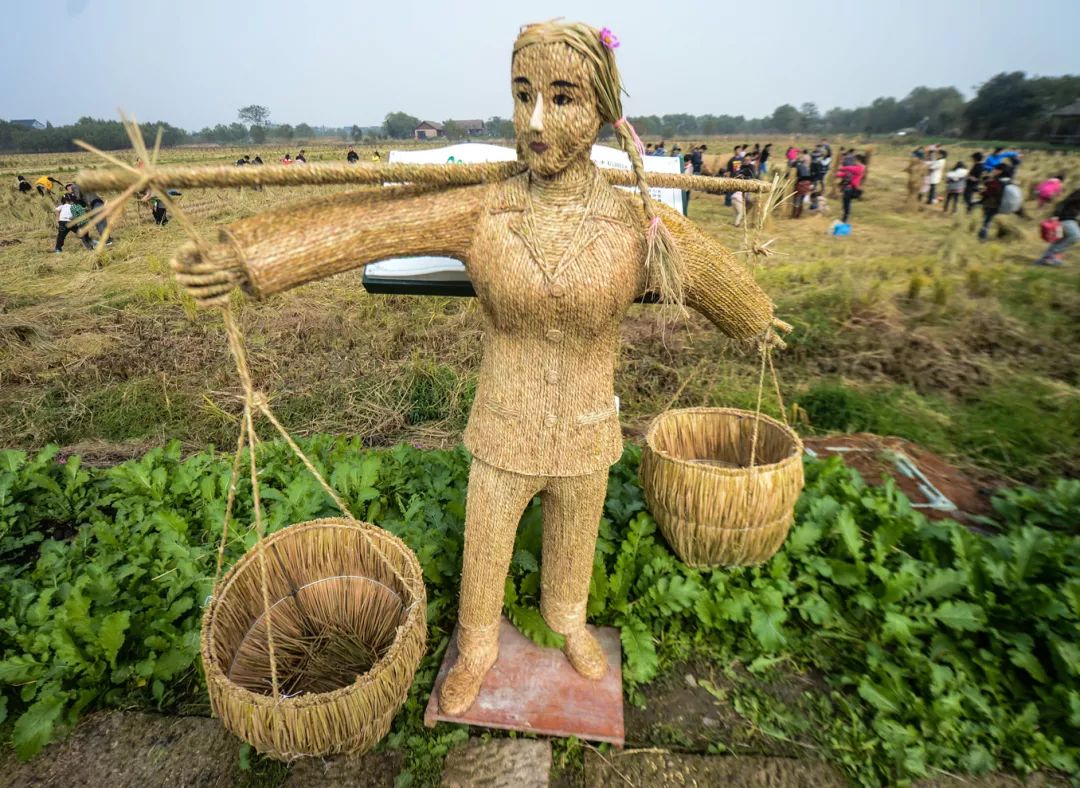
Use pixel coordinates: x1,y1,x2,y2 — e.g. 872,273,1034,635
75,159,773,197
73,115,427,758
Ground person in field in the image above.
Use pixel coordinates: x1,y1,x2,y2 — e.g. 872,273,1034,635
140,189,169,225
977,164,1023,240
689,143,704,174
281,153,293,164
17,175,31,194
236,154,250,166
943,160,968,214
964,152,985,212
371,149,382,162
1036,174,1065,208
985,147,1022,171
35,175,62,196
732,156,757,227
791,151,813,218
758,143,771,175
836,154,867,223
1035,188,1080,266
65,182,112,245
925,150,946,205
296,150,308,163
347,146,359,163
54,195,94,252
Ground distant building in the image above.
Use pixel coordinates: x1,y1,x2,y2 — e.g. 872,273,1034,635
1050,99,1080,145
10,119,45,130
413,119,486,140
454,119,486,137
414,121,444,140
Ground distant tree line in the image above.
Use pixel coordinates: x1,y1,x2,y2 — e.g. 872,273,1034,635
2,72,1076,153
614,73,1079,141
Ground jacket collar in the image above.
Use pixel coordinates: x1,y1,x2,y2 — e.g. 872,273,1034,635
491,167,635,229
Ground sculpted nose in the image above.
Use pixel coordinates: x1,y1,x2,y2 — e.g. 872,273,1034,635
529,93,544,133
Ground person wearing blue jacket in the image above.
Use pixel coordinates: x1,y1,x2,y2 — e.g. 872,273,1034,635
984,147,1022,170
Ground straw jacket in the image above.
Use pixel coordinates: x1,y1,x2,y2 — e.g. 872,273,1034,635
195,167,775,477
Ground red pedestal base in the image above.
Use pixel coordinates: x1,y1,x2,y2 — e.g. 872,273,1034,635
423,617,625,746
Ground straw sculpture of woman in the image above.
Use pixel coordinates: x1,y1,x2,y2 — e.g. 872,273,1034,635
174,20,785,715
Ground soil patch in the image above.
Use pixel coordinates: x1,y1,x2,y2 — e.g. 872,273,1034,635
624,661,821,756
584,750,845,787
804,432,1000,524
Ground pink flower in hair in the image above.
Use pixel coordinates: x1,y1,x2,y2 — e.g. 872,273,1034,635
599,27,620,50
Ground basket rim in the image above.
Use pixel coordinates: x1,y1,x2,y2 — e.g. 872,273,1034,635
201,517,426,710
643,406,804,476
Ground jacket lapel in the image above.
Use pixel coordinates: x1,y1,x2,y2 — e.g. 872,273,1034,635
493,168,639,280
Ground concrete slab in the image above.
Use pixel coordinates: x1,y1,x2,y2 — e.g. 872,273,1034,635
440,738,551,787
0,711,245,788
424,617,624,746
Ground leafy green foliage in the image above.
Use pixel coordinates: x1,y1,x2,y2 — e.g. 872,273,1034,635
0,439,1076,786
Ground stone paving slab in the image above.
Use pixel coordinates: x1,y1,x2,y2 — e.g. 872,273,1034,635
584,750,846,787
0,711,245,788
441,738,551,787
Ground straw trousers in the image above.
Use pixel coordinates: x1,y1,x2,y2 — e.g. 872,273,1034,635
455,457,608,658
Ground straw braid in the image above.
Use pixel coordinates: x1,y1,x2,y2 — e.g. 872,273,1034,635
613,121,685,308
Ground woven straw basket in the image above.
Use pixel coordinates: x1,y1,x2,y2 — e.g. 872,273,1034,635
640,408,804,567
200,518,427,761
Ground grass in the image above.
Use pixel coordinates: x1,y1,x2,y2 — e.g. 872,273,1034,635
0,139,1077,484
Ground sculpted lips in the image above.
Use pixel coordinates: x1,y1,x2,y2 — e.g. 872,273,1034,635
529,141,549,154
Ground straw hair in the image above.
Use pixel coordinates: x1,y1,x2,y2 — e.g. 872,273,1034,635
513,20,685,308
639,408,804,567
201,518,427,760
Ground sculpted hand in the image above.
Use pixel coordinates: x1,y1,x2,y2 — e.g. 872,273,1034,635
171,238,248,308
758,317,792,351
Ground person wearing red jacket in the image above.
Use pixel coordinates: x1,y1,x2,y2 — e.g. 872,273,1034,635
836,155,867,223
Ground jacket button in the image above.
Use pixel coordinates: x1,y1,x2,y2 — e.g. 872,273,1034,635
545,370,559,384
544,414,557,428
548,282,565,297
545,328,563,342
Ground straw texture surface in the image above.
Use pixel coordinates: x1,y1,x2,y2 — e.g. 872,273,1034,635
200,518,427,760
639,408,804,567
76,160,772,197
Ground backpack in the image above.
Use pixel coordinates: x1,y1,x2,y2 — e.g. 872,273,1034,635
999,183,1023,214
1040,219,1063,243
70,203,87,222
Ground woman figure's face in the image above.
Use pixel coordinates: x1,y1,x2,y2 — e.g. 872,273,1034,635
512,43,600,177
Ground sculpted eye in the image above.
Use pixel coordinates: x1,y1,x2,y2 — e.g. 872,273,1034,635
516,91,531,103
553,94,572,106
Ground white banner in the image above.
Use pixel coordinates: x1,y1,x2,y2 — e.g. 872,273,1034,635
366,143,685,282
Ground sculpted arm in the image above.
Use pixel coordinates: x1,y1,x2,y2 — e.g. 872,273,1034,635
173,184,487,305
621,195,779,341
658,206,777,341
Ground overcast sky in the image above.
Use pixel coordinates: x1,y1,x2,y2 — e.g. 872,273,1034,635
4,0,1077,130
